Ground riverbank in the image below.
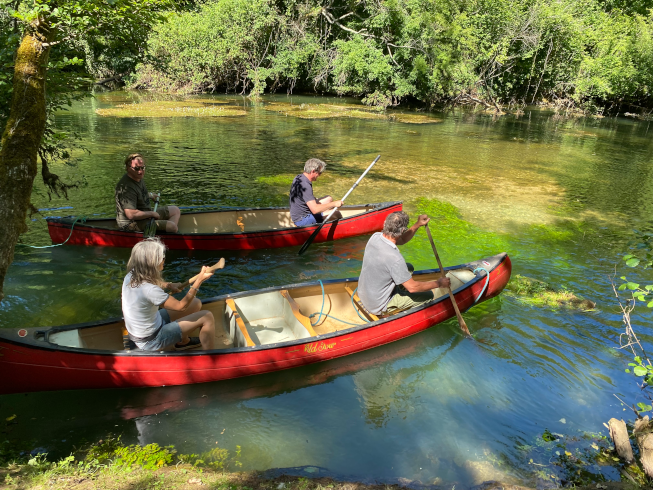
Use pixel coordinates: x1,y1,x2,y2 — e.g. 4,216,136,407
1,433,649,490
0,464,643,490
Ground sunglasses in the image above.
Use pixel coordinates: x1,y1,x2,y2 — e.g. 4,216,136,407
131,166,146,172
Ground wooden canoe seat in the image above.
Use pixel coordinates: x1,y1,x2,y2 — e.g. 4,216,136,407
225,298,255,347
344,285,378,322
280,290,317,336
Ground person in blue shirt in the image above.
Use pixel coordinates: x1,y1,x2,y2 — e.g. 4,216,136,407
289,158,342,227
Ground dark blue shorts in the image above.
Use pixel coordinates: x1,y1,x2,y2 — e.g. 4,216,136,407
294,213,325,227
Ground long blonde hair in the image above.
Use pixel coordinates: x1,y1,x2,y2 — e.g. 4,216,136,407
127,237,166,288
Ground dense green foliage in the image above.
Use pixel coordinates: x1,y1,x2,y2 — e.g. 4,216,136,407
0,0,175,136
0,0,177,199
133,0,653,111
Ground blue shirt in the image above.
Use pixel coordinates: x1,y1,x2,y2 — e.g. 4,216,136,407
289,173,316,222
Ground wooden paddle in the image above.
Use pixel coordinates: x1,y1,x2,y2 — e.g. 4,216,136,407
425,223,472,338
166,258,226,291
144,195,160,238
298,155,381,255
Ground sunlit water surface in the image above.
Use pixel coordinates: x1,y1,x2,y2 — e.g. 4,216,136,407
2,93,653,487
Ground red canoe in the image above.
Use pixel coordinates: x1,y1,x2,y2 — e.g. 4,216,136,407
46,201,402,250
0,253,511,394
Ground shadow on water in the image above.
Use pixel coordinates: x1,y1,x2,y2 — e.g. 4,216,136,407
0,326,458,453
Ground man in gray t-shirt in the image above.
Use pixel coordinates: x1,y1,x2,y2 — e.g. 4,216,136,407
358,212,450,315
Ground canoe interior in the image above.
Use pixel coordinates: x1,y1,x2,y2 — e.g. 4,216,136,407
70,205,379,234
43,268,477,352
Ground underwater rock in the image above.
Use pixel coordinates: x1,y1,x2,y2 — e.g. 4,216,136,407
461,460,519,486
30,447,48,456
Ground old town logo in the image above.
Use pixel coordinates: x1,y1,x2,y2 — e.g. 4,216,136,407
304,341,337,353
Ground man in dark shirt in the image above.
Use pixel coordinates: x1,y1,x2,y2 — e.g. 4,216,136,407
289,158,342,226
115,153,181,233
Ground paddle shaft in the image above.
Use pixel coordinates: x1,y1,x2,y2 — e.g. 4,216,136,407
180,258,226,289
425,224,472,338
298,155,381,255
144,196,160,237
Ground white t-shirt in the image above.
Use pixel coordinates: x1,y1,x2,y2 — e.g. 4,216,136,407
121,272,169,339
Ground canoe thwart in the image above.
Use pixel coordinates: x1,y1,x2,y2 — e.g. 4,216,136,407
225,298,256,347
280,290,317,336
344,285,378,322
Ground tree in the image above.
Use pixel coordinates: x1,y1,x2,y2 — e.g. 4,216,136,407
0,0,173,301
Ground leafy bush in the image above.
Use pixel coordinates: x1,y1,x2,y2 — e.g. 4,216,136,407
133,0,653,111
85,436,175,470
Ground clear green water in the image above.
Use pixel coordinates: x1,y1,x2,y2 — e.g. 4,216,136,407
2,93,653,486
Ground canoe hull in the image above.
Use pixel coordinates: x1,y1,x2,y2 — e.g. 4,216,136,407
46,202,402,250
0,254,511,394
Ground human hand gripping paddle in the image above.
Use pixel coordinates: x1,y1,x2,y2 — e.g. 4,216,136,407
144,194,160,238
298,155,381,255
424,223,472,338
165,258,226,293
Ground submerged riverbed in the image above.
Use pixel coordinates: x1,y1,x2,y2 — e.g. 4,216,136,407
1,93,652,487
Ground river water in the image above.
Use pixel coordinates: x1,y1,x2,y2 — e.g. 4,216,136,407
1,93,652,487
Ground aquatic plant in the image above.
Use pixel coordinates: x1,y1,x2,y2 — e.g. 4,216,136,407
506,275,596,311
96,100,247,118
516,430,647,486
85,436,175,469
178,445,243,472
263,102,441,124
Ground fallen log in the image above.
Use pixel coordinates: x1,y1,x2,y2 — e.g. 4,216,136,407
633,416,653,478
608,418,634,462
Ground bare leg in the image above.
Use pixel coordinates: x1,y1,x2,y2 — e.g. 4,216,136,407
315,196,333,204
163,298,201,322
168,206,181,226
176,310,215,350
325,210,342,221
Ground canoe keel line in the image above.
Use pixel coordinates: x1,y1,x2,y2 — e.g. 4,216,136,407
46,202,402,250
0,253,511,394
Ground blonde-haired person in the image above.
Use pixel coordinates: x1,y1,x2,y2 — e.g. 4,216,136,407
121,237,215,351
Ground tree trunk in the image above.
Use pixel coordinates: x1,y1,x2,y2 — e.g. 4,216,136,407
0,19,52,301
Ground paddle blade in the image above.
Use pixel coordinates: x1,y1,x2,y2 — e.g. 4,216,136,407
143,218,156,238
298,225,323,255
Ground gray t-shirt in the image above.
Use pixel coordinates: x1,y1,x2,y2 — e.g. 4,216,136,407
358,233,413,314
121,272,169,338
289,173,316,222
115,173,151,228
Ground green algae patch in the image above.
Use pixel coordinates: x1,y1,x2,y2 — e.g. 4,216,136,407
506,274,596,311
96,100,246,118
389,113,443,124
407,197,512,259
264,102,441,124
256,174,296,186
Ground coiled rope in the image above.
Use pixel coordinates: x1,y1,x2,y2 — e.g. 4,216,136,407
308,279,368,327
309,267,491,327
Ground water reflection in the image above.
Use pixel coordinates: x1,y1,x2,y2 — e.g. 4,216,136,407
2,93,652,486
